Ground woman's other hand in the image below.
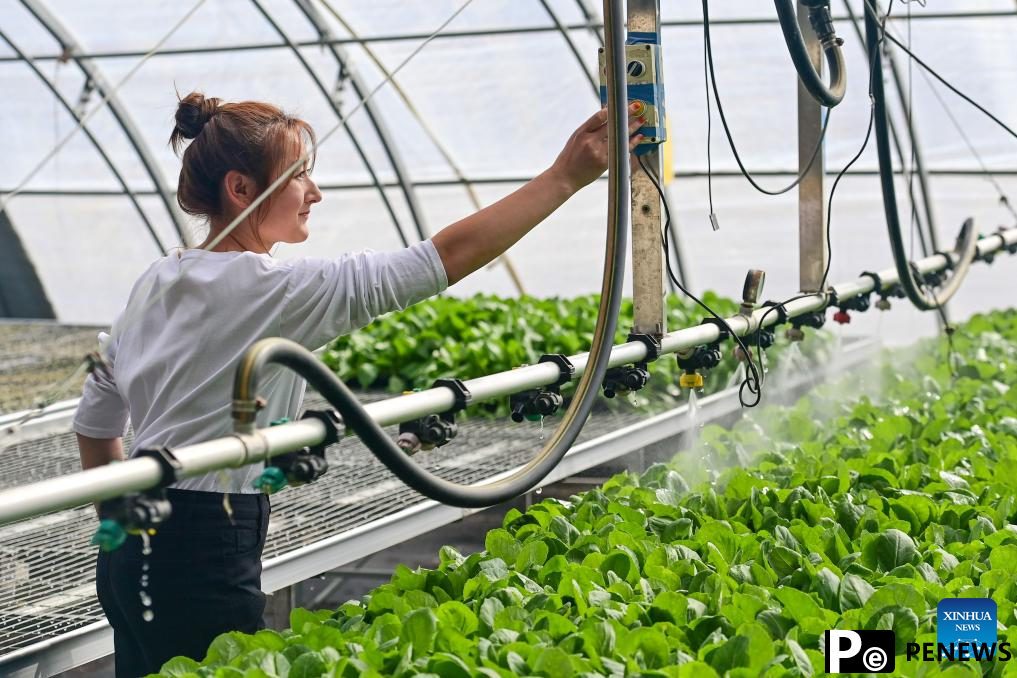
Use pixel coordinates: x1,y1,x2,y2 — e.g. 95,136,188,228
548,104,646,193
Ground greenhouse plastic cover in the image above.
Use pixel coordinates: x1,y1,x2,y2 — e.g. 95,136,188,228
1,0,1015,348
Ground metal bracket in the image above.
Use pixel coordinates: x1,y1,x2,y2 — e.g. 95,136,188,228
626,333,663,363
699,317,732,342
538,354,576,387
762,300,790,326
300,409,342,454
432,378,472,413
860,270,883,294
134,446,183,490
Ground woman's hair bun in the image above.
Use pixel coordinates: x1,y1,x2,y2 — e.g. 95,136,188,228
170,92,221,151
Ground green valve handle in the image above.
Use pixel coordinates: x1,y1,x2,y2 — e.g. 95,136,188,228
525,413,543,422
255,420,294,494
90,519,127,552
253,466,288,494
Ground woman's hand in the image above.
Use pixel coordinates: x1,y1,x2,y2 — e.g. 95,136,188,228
548,104,646,193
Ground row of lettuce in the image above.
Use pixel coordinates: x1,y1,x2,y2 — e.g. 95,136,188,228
319,292,830,418
158,309,1017,677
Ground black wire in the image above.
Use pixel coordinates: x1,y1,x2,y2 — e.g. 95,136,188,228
865,2,1017,143
750,0,896,381
702,0,832,197
637,153,763,408
703,13,716,226
916,60,1017,221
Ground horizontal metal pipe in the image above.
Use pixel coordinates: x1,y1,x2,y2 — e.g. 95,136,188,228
0,10,1010,63
0,226,1014,527
6,167,1017,197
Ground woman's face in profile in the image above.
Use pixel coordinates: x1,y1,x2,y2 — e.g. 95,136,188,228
258,150,323,248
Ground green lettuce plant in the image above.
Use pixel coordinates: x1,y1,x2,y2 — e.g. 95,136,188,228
154,309,1017,678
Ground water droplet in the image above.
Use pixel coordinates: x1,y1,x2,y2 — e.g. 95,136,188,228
139,591,152,607
140,575,149,587
142,563,149,572
142,610,154,622
140,531,152,556
535,487,543,495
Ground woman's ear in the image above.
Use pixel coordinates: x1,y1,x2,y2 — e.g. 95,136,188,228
222,169,254,211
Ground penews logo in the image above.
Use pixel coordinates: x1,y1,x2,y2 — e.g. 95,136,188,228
937,598,998,660
824,630,895,673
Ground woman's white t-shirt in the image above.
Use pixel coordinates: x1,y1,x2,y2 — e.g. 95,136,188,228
71,240,448,493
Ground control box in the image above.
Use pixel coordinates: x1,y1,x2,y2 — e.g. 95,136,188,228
599,37,667,153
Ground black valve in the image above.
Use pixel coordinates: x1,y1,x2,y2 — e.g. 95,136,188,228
786,310,826,342
91,446,181,552
110,491,173,531
676,342,723,390
734,328,774,362
398,413,458,454
602,364,651,399
676,343,723,372
510,389,565,422
922,269,945,288
832,292,871,325
509,354,573,422
274,449,329,485
396,378,471,455
255,409,341,492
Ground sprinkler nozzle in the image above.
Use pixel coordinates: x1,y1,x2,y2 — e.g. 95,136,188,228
679,371,704,389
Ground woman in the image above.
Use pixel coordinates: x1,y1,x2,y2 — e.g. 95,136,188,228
73,91,645,676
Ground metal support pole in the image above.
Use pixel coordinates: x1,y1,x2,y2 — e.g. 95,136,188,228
1,226,1014,526
797,3,829,293
264,584,297,630
628,0,667,337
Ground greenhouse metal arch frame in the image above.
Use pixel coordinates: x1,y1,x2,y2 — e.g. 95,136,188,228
1,4,1014,250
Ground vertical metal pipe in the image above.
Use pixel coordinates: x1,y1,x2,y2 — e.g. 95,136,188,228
627,0,667,337
797,2,828,293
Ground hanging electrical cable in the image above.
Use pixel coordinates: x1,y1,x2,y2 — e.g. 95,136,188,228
637,154,763,407
774,0,847,107
750,0,897,372
864,0,979,311
870,18,1017,143
228,0,632,509
702,0,832,197
918,65,1017,222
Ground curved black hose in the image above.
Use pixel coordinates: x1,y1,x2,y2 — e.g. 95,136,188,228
864,2,978,311
230,0,631,509
774,0,847,108
841,0,938,259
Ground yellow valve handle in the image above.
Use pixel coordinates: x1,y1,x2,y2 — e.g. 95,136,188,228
679,372,704,389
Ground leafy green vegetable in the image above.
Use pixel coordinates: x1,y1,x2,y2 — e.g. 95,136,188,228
155,309,1017,677
321,292,830,418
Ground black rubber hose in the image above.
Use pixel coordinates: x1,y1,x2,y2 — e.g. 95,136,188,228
864,1,978,311
230,0,631,509
774,0,846,108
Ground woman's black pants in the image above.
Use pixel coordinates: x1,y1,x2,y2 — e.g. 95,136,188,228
95,489,270,678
